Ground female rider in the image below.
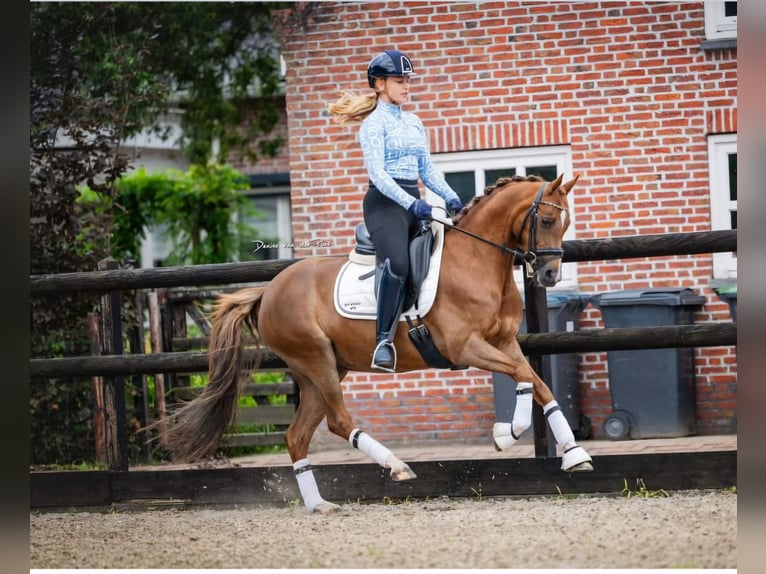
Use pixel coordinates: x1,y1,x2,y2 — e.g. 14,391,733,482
329,49,463,371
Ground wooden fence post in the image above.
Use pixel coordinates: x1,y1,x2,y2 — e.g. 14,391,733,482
98,258,129,472
86,313,106,464
523,277,557,458
147,290,167,445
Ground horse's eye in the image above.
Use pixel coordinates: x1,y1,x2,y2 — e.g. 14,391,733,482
541,218,556,229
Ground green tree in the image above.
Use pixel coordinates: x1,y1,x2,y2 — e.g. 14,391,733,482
29,1,299,465
79,164,256,266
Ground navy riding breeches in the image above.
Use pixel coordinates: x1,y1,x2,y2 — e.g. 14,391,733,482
363,179,421,278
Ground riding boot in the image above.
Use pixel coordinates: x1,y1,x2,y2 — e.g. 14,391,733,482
371,259,407,372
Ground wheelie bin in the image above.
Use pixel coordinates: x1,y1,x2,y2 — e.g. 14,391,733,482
592,287,705,440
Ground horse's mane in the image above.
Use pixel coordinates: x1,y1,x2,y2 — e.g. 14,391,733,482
450,174,545,227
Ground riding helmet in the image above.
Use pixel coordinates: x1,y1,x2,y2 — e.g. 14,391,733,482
367,50,415,88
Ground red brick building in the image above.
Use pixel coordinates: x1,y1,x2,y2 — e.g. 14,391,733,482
255,1,737,445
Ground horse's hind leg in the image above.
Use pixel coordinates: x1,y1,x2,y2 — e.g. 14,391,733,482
319,369,417,482
284,362,415,513
285,371,340,514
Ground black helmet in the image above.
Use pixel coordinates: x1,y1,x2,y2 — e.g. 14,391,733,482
367,50,415,88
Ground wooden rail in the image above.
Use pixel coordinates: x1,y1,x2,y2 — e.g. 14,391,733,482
29,323,735,379
29,230,736,295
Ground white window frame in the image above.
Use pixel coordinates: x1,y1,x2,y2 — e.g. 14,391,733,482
704,1,737,40
430,146,578,291
708,134,737,279
243,187,293,261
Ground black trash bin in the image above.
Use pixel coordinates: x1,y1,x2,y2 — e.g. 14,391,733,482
492,291,591,439
714,284,737,322
593,287,705,440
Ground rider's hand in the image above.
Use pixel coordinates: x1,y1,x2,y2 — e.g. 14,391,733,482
447,197,464,215
407,199,432,220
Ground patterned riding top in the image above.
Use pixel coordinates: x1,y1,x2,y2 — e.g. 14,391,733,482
358,100,460,210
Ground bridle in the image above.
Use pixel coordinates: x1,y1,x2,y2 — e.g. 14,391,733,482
433,182,568,278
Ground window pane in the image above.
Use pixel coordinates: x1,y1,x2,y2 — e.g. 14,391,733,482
724,1,737,18
730,211,736,230
444,171,476,204
526,165,558,181
241,195,281,261
485,168,516,188
728,152,737,202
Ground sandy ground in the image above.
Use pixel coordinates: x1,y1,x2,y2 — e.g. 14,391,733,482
30,489,735,569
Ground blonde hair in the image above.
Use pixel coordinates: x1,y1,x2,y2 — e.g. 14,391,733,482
327,91,379,124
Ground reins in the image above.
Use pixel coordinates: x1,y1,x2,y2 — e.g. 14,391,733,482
429,182,568,278
428,214,525,259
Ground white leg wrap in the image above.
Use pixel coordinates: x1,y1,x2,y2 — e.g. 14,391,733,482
349,428,393,468
543,400,576,450
544,400,592,471
493,382,533,450
293,458,326,511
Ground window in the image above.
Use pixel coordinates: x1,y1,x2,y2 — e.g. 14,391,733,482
708,134,737,279
239,174,293,261
704,1,737,40
430,146,578,290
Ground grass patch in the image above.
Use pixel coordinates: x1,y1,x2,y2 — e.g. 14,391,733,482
620,478,670,499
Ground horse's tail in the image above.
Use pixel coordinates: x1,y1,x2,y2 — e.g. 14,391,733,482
159,286,266,461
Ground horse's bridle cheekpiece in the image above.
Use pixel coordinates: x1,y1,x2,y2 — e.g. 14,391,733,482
434,182,568,278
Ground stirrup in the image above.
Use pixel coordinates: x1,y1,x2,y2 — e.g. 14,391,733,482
371,340,397,372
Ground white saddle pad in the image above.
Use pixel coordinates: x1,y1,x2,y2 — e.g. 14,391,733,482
333,221,446,321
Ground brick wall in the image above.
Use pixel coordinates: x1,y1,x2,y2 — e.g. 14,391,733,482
271,1,737,445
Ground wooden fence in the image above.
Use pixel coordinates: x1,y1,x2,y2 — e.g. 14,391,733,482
30,229,737,471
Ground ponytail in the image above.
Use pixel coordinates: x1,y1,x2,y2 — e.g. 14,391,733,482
327,91,378,124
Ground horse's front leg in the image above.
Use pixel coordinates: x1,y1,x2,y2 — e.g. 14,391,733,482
458,336,593,472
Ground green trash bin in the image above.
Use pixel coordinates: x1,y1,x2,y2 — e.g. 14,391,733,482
714,284,737,322
593,287,705,440
491,292,592,440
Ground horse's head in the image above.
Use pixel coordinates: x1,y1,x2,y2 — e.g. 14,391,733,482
450,173,579,287
513,173,578,287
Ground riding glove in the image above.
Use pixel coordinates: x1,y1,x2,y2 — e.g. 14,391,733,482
408,199,432,220
447,197,464,215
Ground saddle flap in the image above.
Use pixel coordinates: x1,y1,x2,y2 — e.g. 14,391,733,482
407,221,436,308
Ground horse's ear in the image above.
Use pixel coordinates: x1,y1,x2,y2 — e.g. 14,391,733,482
560,174,580,195
547,173,564,194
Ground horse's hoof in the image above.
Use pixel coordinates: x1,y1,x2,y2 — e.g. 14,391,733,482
312,501,342,514
561,446,593,472
566,460,594,473
390,464,417,481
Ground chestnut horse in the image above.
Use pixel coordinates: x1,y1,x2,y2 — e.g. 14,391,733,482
157,174,593,513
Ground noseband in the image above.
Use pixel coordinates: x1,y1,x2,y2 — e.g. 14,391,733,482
434,182,568,278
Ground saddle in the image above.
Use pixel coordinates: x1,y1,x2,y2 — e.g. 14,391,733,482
337,220,464,370
353,220,434,311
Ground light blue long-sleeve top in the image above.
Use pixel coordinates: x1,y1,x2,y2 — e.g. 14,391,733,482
358,100,459,210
